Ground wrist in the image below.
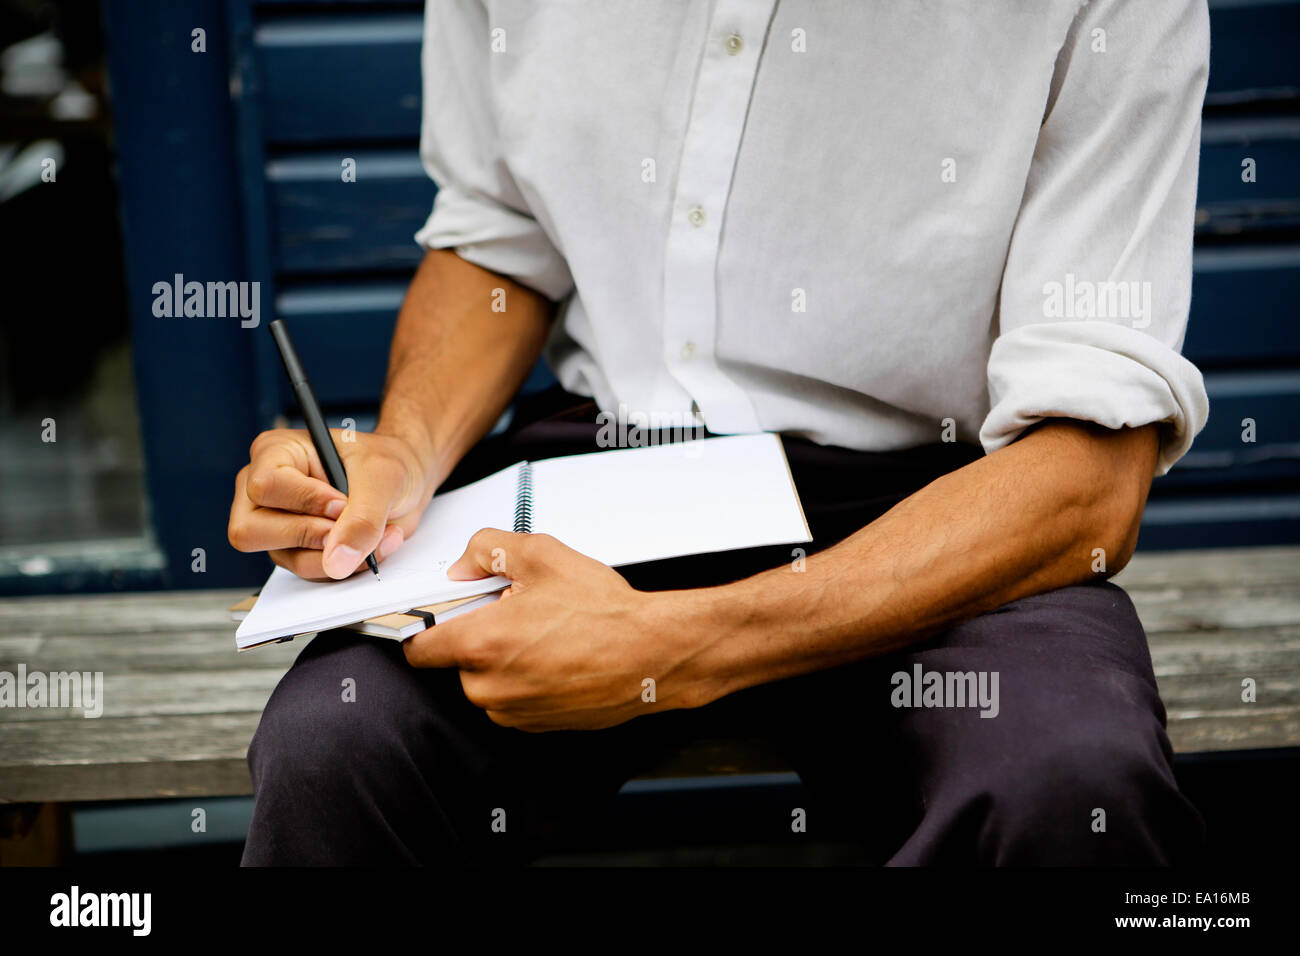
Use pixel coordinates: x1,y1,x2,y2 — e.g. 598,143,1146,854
645,581,757,709
374,410,447,499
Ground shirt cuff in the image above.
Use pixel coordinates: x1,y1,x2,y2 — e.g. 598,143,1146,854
981,321,1209,476
414,184,575,302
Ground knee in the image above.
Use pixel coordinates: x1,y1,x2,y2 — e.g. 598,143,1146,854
979,717,1197,862
990,724,1168,816
248,636,427,791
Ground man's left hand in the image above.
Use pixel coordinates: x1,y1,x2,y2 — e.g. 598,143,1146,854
403,529,710,731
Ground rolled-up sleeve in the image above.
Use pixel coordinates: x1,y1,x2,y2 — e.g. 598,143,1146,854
414,0,574,301
981,0,1211,476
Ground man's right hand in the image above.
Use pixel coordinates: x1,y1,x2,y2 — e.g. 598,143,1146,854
228,429,434,581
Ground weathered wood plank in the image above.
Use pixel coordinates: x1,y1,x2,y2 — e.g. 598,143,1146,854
1156,673,1300,711
1165,708,1300,753
0,636,43,659
3,760,256,805
1,631,301,674
1148,628,1300,677
0,588,253,636
1128,590,1300,634
0,669,286,722
1114,546,1300,590
0,712,258,767
0,713,261,802
1148,624,1300,654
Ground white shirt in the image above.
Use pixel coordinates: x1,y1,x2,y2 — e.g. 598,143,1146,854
415,0,1210,475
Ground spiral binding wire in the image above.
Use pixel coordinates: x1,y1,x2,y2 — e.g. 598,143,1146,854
512,461,534,533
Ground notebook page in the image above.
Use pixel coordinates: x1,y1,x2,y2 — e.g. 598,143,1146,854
235,462,521,647
528,433,810,567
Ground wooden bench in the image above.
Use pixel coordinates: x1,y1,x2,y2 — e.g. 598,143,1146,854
2,545,1297,862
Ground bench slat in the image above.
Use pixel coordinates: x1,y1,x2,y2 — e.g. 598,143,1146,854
0,714,261,803
4,634,298,675
1129,589,1300,633
1165,709,1300,753
1113,545,1300,588
0,588,254,634
0,669,285,723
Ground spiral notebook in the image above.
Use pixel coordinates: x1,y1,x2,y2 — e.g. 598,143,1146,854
235,432,811,650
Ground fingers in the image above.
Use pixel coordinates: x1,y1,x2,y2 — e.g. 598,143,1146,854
403,531,564,666
229,465,337,553
402,585,519,668
233,507,336,553
402,627,460,669
230,436,346,556
447,529,561,582
245,458,346,519
271,525,405,581
231,433,415,578
402,609,480,669
321,455,409,579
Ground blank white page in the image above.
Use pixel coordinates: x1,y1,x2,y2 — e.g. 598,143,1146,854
236,463,521,648
529,433,810,568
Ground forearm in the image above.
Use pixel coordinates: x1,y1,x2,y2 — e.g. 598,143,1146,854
375,249,553,493
669,420,1160,703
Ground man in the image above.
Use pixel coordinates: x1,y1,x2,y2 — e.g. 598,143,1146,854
230,0,1210,865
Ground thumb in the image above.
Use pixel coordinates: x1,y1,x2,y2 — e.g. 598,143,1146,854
447,529,536,582
322,465,405,579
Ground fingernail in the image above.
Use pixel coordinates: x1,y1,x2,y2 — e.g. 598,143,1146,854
325,545,361,578
324,499,345,520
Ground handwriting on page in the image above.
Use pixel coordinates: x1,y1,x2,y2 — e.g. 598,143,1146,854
378,558,451,578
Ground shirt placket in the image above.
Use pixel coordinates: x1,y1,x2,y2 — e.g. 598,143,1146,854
659,0,776,434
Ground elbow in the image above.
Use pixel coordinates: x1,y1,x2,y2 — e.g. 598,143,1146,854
1102,501,1144,578
1080,464,1151,580
1067,487,1144,582
1062,421,1160,580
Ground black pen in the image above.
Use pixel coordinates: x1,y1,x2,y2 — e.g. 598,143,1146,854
268,318,380,579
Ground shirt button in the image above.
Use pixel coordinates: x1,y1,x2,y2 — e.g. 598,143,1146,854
687,205,706,227
681,342,696,360
724,33,743,55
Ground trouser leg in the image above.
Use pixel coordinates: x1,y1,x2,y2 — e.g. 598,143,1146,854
241,632,686,865
763,581,1205,865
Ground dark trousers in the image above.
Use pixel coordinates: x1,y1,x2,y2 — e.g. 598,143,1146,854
241,389,1205,866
